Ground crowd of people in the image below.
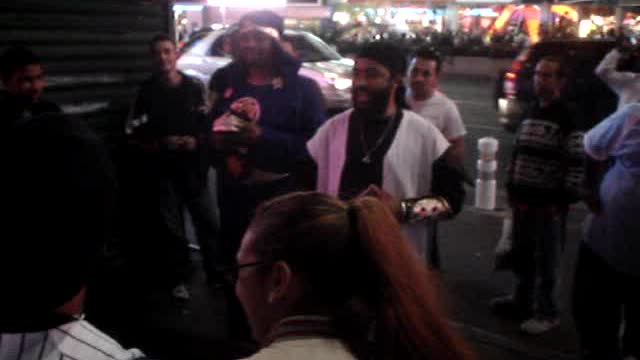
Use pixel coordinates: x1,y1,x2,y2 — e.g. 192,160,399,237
1,8,638,360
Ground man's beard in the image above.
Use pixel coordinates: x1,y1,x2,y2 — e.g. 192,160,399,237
352,84,393,116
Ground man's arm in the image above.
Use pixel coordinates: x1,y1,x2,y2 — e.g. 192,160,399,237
447,136,465,166
400,147,465,222
364,147,466,223
253,78,326,172
595,48,639,94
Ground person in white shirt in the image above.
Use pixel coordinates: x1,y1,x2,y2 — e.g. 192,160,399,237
0,112,144,360
595,44,640,109
406,46,467,268
407,46,466,165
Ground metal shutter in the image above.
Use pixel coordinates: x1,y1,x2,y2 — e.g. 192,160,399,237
0,0,173,142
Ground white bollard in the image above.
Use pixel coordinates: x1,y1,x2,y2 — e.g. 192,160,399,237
475,137,499,210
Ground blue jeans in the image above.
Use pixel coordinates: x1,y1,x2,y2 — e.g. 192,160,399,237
511,205,565,318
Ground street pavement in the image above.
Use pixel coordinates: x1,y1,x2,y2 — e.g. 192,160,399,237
87,74,588,360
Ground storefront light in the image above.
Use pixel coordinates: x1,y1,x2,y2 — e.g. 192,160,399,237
579,19,593,38
332,11,350,25
207,0,285,8
173,4,204,12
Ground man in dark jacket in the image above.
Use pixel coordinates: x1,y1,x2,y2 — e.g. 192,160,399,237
208,11,326,339
126,34,218,300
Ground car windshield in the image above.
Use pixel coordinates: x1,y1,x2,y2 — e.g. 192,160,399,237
286,33,342,62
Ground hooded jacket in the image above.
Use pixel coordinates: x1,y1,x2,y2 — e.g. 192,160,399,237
209,42,326,174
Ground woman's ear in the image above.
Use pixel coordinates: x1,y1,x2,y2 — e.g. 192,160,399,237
267,261,294,304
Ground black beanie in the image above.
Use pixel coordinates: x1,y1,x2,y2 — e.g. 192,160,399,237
238,10,284,37
357,41,408,77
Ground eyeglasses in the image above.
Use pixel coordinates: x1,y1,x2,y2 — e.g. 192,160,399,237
218,260,270,284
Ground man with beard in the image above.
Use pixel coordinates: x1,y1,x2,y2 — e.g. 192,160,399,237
491,56,580,335
307,41,465,260
207,10,325,340
0,46,61,126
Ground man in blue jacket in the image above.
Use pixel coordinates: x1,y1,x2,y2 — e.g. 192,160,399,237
208,10,326,340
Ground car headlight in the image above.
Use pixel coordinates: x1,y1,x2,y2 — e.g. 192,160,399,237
333,78,352,90
323,72,352,90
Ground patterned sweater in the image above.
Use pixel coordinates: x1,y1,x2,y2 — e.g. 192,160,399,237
507,100,584,206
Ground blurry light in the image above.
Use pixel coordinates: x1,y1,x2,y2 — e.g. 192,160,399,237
505,72,516,80
323,72,352,90
181,18,189,25
332,11,350,25
579,19,593,38
591,15,604,27
207,0,285,7
173,4,204,11
334,78,352,90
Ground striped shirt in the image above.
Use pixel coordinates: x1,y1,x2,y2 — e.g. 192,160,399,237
0,320,144,360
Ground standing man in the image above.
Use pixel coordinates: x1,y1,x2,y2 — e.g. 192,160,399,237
408,46,466,165
307,41,465,259
208,10,326,338
0,46,61,125
491,56,579,335
407,46,467,269
126,34,218,300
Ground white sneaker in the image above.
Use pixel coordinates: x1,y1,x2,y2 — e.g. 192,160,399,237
171,284,191,301
520,317,559,335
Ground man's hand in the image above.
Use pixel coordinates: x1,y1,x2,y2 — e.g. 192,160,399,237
182,136,198,151
162,136,198,151
235,121,262,145
359,185,402,220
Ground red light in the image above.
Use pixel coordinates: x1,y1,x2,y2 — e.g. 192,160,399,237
505,72,517,80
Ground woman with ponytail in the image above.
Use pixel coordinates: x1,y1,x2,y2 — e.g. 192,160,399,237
229,191,474,360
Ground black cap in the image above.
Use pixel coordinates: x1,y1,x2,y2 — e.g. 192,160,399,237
357,41,407,77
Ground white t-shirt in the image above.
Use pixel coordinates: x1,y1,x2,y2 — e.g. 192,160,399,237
408,90,466,141
307,109,450,256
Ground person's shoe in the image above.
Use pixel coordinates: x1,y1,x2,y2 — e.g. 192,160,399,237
520,316,559,335
489,296,532,321
171,283,191,301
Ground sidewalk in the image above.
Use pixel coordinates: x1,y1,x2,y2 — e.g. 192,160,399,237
87,189,585,360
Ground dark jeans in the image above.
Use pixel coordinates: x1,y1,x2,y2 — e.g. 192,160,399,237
157,170,219,285
511,205,565,318
218,175,295,340
573,243,640,360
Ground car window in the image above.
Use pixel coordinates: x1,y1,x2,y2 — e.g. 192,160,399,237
209,34,229,57
286,33,341,62
181,31,211,54
185,33,215,57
